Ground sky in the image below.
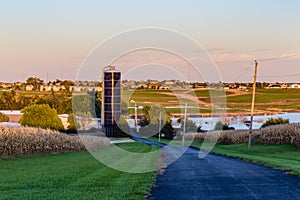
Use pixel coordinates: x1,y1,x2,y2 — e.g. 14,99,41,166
1,0,300,83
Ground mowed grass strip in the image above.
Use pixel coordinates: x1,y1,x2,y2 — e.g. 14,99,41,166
192,141,300,176
0,142,159,200
146,137,300,177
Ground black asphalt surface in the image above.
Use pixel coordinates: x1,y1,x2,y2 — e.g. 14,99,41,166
132,136,300,200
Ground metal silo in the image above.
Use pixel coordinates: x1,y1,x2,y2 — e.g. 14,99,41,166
101,66,121,137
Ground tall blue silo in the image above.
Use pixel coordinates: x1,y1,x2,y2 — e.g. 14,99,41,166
101,66,121,137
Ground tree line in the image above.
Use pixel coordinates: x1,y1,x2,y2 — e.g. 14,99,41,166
0,90,101,116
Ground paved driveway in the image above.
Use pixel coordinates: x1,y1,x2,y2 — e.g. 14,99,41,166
133,137,300,200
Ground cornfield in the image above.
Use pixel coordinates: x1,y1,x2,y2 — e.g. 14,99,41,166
0,126,110,158
204,130,260,145
260,123,300,147
187,123,300,147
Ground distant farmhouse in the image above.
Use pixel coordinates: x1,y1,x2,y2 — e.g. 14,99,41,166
266,83,288,89
0,110,22,123
290,83,300,88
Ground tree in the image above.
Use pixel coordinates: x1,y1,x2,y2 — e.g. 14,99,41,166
72,93,93,115
67,113,77,132
142,105,170,125
158,122,176,139
25,77,44,91
20,104,64,131
214,121,235,130
0,112,9,122
73,112,93,130
0,91,17,110
94,91,101,118
214,121,224,130
179,118,197,133
261,117,289,128
60,80,74,91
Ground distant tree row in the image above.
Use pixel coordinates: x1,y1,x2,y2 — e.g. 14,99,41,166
0,90,101,116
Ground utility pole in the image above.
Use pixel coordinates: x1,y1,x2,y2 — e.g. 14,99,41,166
182,103,187,146
248,60,258,149
159,111,161,142
135,103,138,131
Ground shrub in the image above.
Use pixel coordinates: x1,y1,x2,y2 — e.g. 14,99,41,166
159,122,176,139
261,117,289,128
140,122,176,139
214,121,224,130
0,112,9,122
214,121,235,131
73,112,93,131
180,119,197,133
20,104,64,131
67,113,77,133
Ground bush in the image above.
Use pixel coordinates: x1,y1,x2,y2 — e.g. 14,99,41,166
0,112,9,122
20,104,64,131
261,117,289,128
159,122,176,139
214,121,235,131
180,119,197,133
139,122,176,139
67,113,77,133
146,122,176,140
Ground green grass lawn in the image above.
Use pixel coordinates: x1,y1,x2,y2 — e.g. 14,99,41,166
189,89,234,97
147,137,300,176
120,88,300,114
0,142,159,200
225,89,300,103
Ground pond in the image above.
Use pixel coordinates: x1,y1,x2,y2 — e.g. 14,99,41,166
171,112,300,131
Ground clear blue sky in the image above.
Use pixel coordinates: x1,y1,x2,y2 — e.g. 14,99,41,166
1,0,300,82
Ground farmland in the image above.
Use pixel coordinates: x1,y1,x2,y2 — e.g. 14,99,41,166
124,88,300,115
0,142,159,200
2,88,300,117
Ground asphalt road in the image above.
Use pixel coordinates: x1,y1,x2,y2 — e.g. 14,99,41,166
133,137,300,200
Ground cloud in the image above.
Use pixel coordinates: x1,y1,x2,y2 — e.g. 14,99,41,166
213,52,255,62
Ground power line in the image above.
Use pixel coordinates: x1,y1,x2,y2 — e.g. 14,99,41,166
256,54,299,62
233,61,254,82
258,73,300,78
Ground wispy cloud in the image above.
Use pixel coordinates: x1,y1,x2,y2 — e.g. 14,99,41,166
213,52,255,62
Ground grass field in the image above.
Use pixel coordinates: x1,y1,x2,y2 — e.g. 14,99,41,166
0,142,159,200
5,88,300,115
225,89,300,103
123,88,300,115
189,89,234,97
146,137,300,177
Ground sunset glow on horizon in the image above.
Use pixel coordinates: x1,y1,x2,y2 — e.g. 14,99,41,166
1,0,300,83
